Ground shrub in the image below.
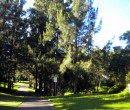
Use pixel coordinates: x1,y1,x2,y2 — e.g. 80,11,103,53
98,86,110,94
117,86,129,97
108,83,126,94
126,71,130,83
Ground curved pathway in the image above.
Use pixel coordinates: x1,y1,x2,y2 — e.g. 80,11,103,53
15,84,54,110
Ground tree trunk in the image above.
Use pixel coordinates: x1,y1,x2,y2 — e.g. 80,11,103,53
43,69,48,96
38,73,43,94
7,69,11,92
73,81,78,94
35,64,38,93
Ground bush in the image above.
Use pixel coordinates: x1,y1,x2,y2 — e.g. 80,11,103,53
126,71,130,83
108,83,126,94
98,86,110,94
117,86,129,97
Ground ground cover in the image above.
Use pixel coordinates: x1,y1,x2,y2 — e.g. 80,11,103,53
48,93,130,110
0,92,23,110
0,82,28,110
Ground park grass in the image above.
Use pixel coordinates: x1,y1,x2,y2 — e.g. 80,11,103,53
0,92,24,110
27,87,35,92
48,93,130,110
13,82,25,91
14,81,35,92
0,81,30,110
0,82,25,91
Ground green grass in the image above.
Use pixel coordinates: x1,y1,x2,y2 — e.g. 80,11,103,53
0,92,24,110
0,82,25,91
27,87,35,92
0,81,29,110
13,82,25,91
48,93,130,110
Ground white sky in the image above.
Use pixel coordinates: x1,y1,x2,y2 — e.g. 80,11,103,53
24,0,130,48
93,0,130,48
23,0,34,10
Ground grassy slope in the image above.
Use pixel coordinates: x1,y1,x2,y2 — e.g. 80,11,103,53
0,92,23,110
48,93,130,110
0,82,28,110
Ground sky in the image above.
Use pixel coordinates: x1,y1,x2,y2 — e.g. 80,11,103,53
93,0,130,48
24,0,130,48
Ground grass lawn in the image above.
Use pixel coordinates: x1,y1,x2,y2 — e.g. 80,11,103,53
0,92,24,110
13,82,25,91
0,81,29,110
48,94,130,110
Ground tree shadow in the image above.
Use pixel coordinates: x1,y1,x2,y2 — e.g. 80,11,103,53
0,85,38,97
51,94,130,110
0,92,23,110
0,86,43,110
0,106,15,110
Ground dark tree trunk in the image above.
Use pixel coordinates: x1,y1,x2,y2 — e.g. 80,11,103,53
44,69,48,96
74,81,78,94
35,64,38,93
38,73,43,94
7,70,11,92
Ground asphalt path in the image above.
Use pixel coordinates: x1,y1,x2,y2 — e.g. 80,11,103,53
15,84,54,110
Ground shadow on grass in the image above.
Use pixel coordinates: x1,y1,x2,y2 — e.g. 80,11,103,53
0,106,15,110
0,92,23,110
49,94,130,110
0,86,37,97
0,86,38,110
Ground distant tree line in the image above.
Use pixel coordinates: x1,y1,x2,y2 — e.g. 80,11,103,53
0,0,130,95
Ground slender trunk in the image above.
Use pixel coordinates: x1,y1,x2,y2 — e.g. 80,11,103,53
4,67,6,90
73,78,78,94
39,73,43,94
44,69,48,96
7,69,11,92
73,28,78,94
35,64,38,93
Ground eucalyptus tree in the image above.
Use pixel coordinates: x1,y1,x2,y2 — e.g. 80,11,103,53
108,47,130,84
32,0,102,94
58,0,102,93
120,30,130,46
30,0,66,95
26,8,47,93
0,0,26,91
106,31,130,84
27,5,62,94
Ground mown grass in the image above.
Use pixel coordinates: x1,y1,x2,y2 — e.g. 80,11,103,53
13,82,25,91
0,81,29,110
0,92,24,110
48,90,130,110
0,81,26,91
27,87,35,92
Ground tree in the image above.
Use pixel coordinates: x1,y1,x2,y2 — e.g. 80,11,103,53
0,0,26,91
120,30,130,46
33,0,102,94
59,0,101,93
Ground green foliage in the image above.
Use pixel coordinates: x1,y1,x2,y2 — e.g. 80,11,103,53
108,83,126,94
125,71,130,83
64,91,74,96
120,30,130,45
117,86,129,97
98,86,110,94
2,0,130,96
60,49,73,73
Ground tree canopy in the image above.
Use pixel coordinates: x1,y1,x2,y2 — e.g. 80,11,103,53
0,0,129,95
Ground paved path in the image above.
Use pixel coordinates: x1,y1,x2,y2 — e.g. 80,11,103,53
15,84,54,110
